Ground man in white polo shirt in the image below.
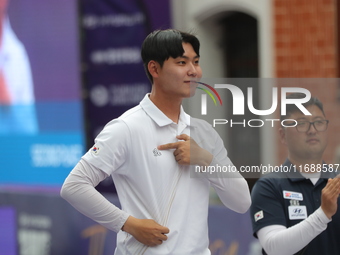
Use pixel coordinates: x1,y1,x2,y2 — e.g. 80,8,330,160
61,29,251,255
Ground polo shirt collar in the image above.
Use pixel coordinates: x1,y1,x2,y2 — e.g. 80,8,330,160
140,94,192,127
179,106,191,126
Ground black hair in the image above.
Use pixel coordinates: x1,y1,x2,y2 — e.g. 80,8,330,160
280,92,325,121
141,29,200,83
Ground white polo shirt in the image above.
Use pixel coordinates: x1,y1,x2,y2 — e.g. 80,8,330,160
83,94,248,255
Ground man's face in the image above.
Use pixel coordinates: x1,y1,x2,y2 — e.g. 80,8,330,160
155,42,202,98
280,105,328,162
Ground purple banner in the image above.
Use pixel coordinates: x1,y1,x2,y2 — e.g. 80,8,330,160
81,0,171,144
1,0,84,187
0,207,16,255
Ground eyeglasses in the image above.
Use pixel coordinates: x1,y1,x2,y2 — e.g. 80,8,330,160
287,120,329,132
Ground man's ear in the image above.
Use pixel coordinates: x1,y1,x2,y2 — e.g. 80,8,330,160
148,60,160,79
279,127,287,145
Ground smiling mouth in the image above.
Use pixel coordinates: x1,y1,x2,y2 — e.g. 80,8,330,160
183,81,198,87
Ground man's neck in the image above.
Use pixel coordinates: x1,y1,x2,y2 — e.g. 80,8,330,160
149,92,182,123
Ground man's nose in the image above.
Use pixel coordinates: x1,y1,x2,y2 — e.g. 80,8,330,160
187,63,197,77
307,122,317,134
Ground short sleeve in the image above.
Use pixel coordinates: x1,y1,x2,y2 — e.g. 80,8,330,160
82,119,130,175
250,178,288,238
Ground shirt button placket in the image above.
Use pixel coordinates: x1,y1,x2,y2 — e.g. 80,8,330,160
313,190,321,208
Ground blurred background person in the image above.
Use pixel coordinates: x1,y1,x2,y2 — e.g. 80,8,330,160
0,0,38,134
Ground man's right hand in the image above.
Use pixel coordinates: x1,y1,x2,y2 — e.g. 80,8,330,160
321,176,340,219
122,216,170,247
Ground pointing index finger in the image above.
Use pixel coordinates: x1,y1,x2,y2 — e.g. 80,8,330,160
158,142,181,150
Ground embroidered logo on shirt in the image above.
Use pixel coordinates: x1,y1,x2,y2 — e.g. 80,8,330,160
254,210,264,222
283,190,303,201
288,206,307,220
153,148,162,156
91,146,100,154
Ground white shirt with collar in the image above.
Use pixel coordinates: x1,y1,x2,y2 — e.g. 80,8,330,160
62,94,251,255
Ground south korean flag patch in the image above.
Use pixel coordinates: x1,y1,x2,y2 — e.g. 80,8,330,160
91,145,100,155
254,210,264,222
